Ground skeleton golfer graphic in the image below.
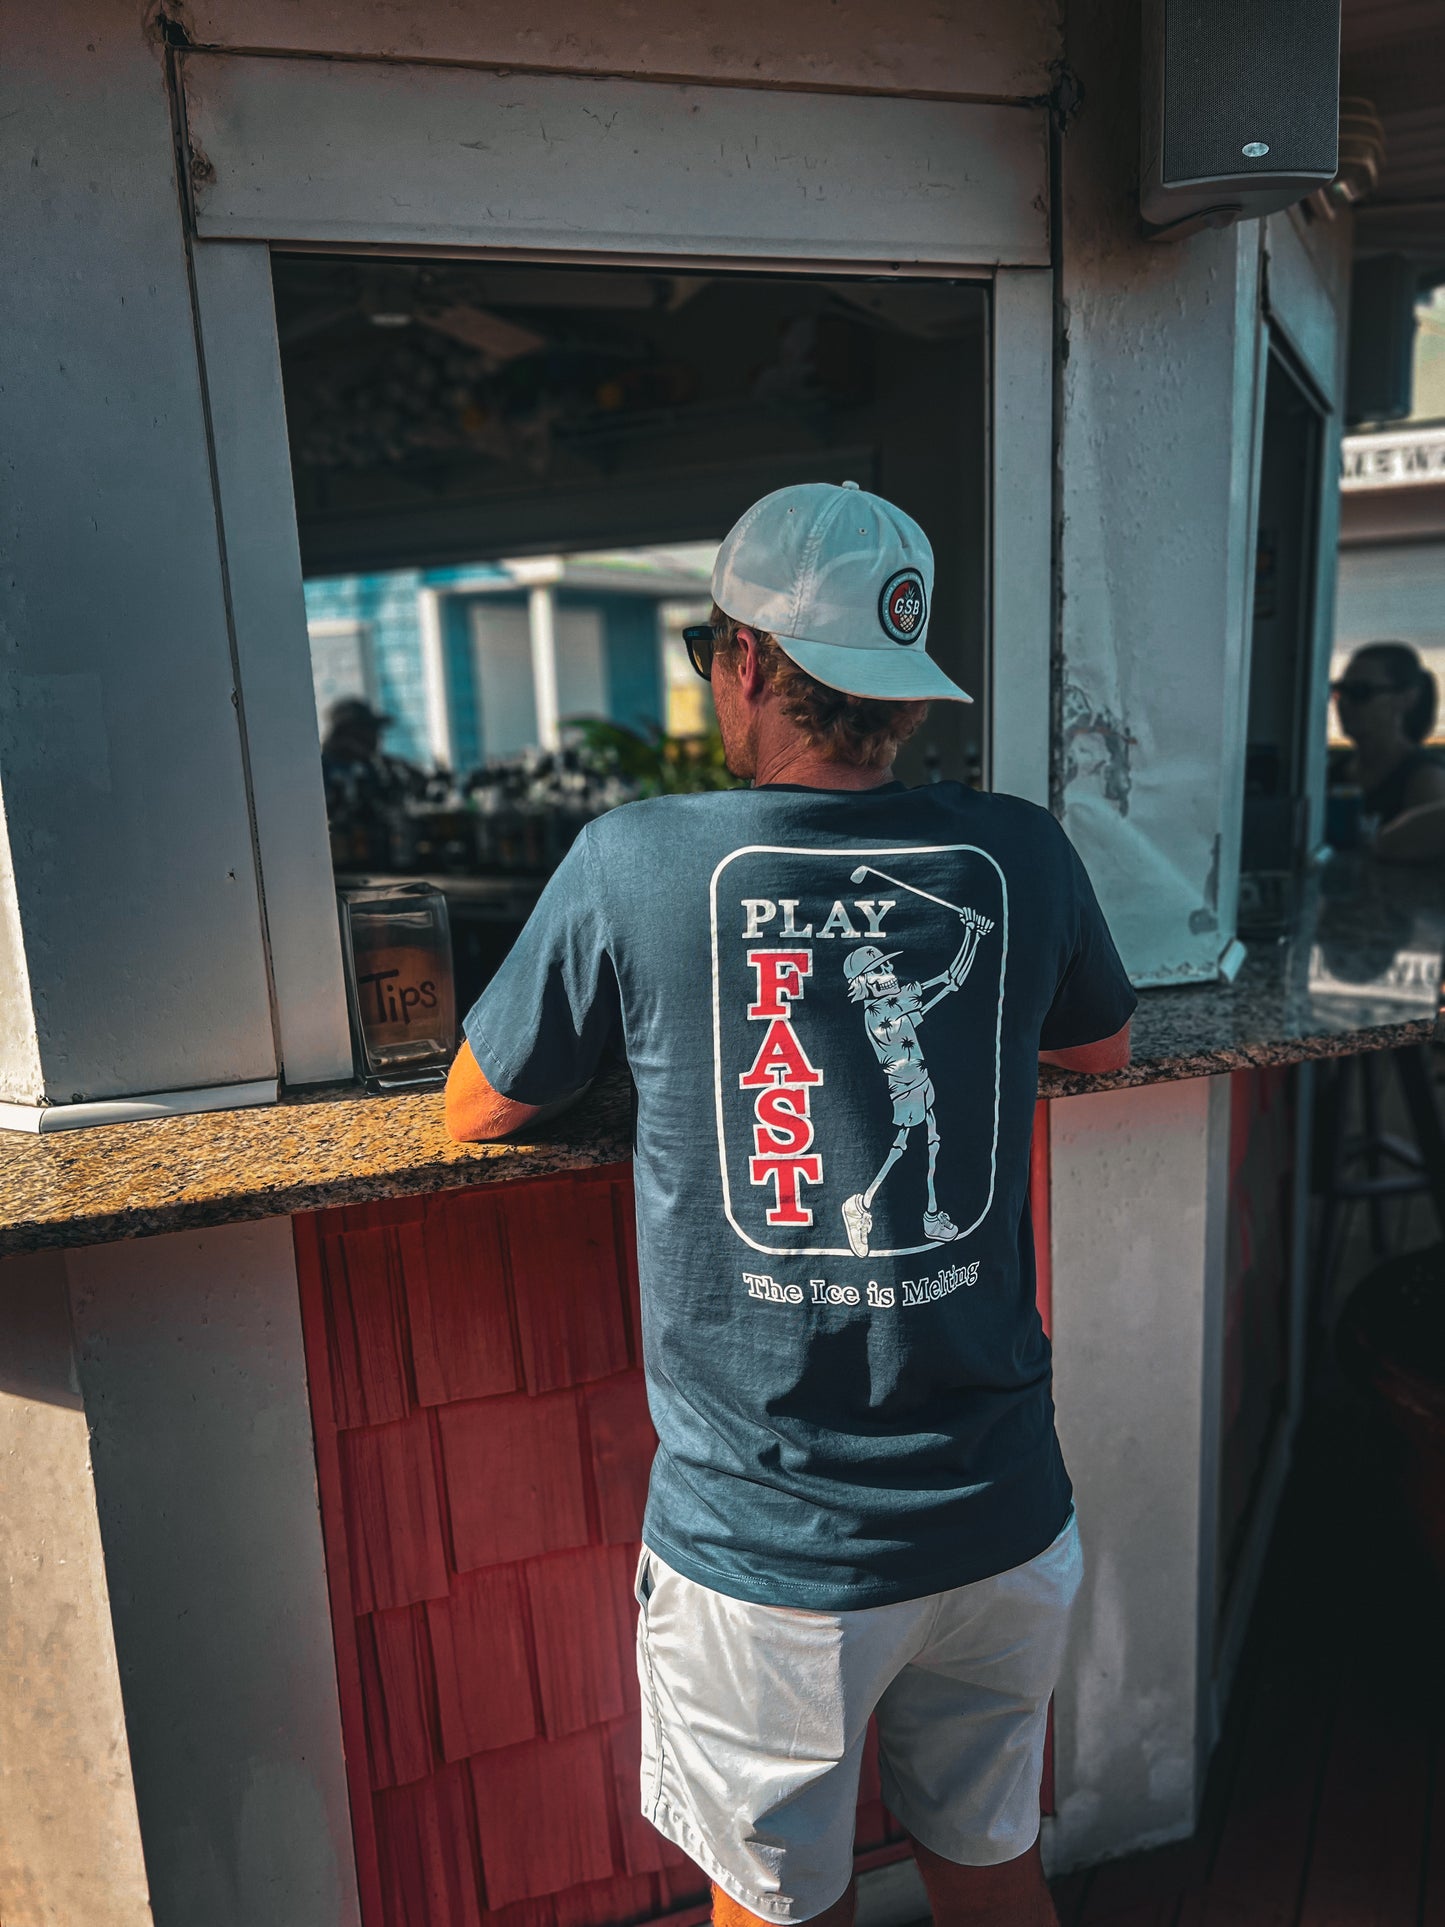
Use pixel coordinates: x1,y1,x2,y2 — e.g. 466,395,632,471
840,873,994,1257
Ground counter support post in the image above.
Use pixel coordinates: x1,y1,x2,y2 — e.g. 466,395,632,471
1044,1075,1231,1870
61,1221,362,1927
0,1253,154,1927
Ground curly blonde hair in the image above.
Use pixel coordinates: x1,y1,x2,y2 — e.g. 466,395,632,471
711,604,926,770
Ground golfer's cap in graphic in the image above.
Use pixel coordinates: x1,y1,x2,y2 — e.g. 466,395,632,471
843,944,904,983
712,481,972,704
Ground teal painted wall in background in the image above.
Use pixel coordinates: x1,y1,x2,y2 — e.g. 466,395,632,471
305,572,666,772
590,593,664,735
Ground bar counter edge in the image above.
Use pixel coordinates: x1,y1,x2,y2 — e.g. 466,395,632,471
0,1002,1434,1258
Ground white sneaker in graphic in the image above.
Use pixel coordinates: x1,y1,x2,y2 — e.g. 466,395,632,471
923,1209,960,1243
842,1193,872,1258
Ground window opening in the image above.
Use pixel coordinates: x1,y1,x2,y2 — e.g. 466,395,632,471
1238,338,1326,933
273,255,988,1011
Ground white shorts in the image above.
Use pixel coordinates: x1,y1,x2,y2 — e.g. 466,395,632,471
634,1512,1082,1922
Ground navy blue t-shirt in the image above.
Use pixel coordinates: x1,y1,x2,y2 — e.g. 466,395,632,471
464,781,1135,1609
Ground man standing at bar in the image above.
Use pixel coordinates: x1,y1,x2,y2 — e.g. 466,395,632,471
448,483,1135,1927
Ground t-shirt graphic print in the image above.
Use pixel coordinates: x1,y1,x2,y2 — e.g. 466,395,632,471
464,780,1137,1611
712,844,1006,1268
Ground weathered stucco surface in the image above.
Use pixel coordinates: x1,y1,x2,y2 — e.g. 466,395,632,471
1056,0,1265,986
1048,1075,1230,1869
1,7,277,1103
175,0,1062,100
67,1219,360,1927
0,1252,153,1927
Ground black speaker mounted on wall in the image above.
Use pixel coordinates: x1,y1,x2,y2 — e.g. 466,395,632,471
1141,0,1341,239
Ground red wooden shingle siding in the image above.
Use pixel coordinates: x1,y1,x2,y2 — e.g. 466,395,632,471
297,1131,1056,1927
295,1170,911,1927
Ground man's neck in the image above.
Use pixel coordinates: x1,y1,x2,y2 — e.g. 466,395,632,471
750,745,896,791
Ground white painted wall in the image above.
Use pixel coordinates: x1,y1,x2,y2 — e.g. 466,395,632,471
0,1251,154,1927
0,8,278,1105
1055,219,1263,985
1057,89,1352,989
0,1222,357,1925
182,55,1050,268
1047,1076,1232,1871
65,1221,359,1927
189,240,355,1089
1056,0,1274,987
1053,8,1347,987
176,0,1060,100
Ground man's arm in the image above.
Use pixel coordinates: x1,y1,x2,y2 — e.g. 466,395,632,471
1039,1017,1132,1074
445,1040,544,1142
918,914,991,1010
445,1041,592,1141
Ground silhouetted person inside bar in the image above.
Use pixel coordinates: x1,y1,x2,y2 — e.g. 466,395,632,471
321,697,427,809
1331,642,1445,827
447,484,1135,1927
320,697,429,867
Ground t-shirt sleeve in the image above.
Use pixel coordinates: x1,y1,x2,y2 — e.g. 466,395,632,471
1038,828,1138,1051
462,827,621,1104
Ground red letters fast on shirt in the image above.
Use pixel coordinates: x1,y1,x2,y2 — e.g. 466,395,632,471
739,950,824,1226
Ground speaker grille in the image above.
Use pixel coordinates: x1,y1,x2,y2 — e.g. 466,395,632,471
1162,0,1339,186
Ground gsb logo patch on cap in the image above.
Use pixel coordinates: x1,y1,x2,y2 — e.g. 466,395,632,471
879,568,927,645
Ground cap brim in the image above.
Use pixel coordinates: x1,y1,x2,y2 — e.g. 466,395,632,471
773,635,973,703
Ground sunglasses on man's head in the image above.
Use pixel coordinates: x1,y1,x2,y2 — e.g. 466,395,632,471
682,623,722,681
1331,678,1399,704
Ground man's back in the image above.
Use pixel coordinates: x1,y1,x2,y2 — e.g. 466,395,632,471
456,481,1134,1922
465,776,1134,1610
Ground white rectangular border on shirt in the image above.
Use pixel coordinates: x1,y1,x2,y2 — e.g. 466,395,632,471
709,843,1008,1259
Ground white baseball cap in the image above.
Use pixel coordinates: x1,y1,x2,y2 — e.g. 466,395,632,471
711,480,972,704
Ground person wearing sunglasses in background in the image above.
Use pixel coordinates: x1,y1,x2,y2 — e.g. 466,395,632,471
446,482,1135,1927
1328,643,1445,864
1331,643,1445,827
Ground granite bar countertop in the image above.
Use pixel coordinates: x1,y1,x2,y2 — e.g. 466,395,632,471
1040,854,1443,1095
0,855,1439,1257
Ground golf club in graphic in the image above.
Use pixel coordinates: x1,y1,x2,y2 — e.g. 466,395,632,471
849,864,967,916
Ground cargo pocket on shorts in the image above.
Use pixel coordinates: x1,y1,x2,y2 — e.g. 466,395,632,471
635,1550,666,1823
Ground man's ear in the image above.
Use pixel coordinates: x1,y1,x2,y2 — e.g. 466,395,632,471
733,627,765,699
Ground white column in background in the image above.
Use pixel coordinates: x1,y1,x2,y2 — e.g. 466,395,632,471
417,588,455,772
528,584,562,751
